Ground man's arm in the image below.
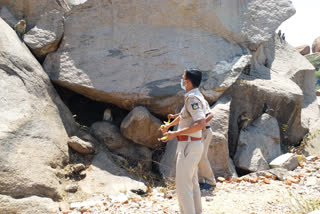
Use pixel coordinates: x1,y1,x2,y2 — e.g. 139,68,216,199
162,119,206,142
168,113,180,120
205,112,213,124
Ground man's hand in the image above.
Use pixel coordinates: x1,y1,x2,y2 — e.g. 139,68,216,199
161,131,178,142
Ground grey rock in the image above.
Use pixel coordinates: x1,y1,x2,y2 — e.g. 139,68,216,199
296,45,310,56
0,195,59,214
121,106,163,149
200,55,252,104
159,138,178,179
71,163,85,173
255,35,319,135
65,184,78,193
90,121,152,169
234,114,281,172
269,153,299,171
78,150,147,195
66,0,87,8
228,158,238,177
208,96,233,177
24,10,64,59
0,0,69,29
0,18,76,200
0,6,17,28
268,168,290,181
68,136,95,154
43,0,292,116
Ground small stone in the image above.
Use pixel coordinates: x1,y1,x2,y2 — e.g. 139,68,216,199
265,173,273,178
263,178,271,184
217,177,226,182
65,184,78,193
306,156,317,161
72,163,86,173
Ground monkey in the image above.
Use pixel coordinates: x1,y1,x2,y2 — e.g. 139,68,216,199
237,112,250,131
277,30,281,38
103,108,113,122
232,112,251,158
262,103,274,115
281,33,285,41
243,64,251,75
14,19,26,39
264,58,269,68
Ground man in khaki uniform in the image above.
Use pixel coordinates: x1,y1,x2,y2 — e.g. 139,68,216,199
161,69,206,214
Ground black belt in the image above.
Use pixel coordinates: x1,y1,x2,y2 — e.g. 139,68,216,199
206,126,211,129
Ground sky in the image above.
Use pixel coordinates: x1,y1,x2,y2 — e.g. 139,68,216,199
278,0,320,48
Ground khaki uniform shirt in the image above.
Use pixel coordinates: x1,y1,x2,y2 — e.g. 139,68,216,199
178,88,206,138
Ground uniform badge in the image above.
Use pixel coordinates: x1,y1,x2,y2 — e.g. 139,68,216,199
191,103,199,110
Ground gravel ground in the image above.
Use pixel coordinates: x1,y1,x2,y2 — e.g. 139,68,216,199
61,156,320,214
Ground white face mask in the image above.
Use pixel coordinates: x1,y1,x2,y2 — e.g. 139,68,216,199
180,79,186,91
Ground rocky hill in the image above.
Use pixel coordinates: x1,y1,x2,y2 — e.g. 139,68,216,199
1,0,320,213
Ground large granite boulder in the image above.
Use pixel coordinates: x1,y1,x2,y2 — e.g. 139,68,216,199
120,106,163,149
24,9,64,60
43,0,294,116
0,17,76,202
0,0,69,29
234,114,281,172
207,96,233,177
228,35,319,156
90,121,152,168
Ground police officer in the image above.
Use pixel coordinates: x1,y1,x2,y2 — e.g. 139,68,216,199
161,69,206,214
168,99,216,191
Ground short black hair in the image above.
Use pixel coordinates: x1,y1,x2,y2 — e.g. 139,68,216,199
185,69,202,87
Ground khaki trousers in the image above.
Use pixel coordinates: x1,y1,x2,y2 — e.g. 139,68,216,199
198,128,216,185
176,139,203,214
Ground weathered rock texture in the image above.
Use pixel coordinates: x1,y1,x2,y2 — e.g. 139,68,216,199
66,0,87,8
0,0,69,29
0,6,17,27
90,121,152,168
208,96,233,177
228,35,318,156
0,195,60,214
24,9,64,59
68,136,95,154
78,150,147,196
269,153,299,171
0,18,76,201
120,106,163,149
312,36,320,53
234,114,281,172
296,45,310,56
43,0,294,116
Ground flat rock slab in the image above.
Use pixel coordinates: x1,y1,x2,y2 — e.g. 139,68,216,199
78,151,147,196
